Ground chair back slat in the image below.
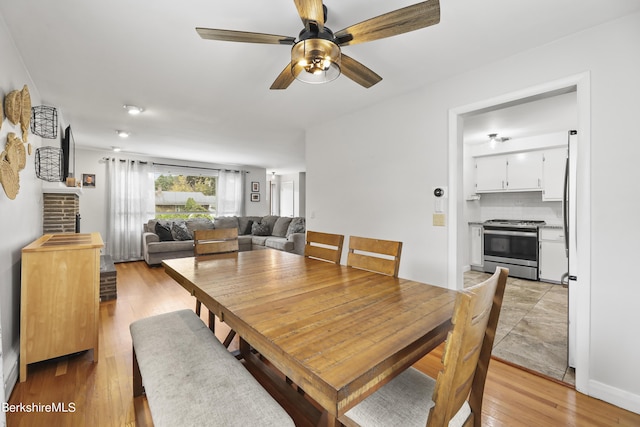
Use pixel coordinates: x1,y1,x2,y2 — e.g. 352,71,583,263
193,228,239,256
304,231,345,264
427,267,508,427
346,236,403,277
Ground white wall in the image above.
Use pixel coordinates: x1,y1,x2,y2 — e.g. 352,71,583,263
74,148,270,244
0,14,44,400
306,12,640,413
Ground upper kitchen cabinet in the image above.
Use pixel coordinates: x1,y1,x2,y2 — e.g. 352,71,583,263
542,147,567,201
475,156,507,191
507,151,544,190
475,151,543,193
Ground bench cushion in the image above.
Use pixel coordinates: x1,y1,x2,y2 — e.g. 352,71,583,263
130,309,294,427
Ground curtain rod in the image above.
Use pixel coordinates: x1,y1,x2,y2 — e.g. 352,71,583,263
102,157,148,164
101,158,248,173
153,162,248,173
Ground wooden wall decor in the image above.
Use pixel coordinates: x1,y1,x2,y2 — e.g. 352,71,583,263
1,85,33,199
0,133,26,199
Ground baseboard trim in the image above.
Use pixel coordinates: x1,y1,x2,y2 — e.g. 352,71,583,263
4,359,18,403
589,379,640,415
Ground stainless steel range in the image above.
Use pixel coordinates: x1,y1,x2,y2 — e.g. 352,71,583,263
483,219,546,280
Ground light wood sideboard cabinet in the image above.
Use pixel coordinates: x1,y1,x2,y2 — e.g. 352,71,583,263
20,233,104,382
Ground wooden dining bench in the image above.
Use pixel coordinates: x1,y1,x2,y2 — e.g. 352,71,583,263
130,309,294,427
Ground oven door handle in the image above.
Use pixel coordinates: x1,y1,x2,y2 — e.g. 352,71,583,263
483,229,537,237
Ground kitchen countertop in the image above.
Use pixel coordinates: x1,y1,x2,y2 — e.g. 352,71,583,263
468,221,564,229
540,224,563,229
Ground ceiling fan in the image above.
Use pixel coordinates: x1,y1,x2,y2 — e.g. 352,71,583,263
196,0,440,89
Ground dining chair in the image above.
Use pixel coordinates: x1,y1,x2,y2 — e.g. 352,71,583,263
346,236,403,277
193,227,239,346
304,230,345,264
339,267,508,427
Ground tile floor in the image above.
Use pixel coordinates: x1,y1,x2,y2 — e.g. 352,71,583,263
464,270,575,386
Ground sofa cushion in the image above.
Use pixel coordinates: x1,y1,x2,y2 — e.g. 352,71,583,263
238,216,262,235
265,237,294,252
146,219,159,233
147,240,195,253
286,217,306,237
251,222,270,236
155,222,174,241
185,218,214,235
251,236,269,246
260,215,279,234
171,222,193,241
272,217,293,237
214,216,240,230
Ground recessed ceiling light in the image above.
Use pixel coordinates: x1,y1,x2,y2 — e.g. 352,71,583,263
123,105,144,115
116,130,130,138
112,146,122,152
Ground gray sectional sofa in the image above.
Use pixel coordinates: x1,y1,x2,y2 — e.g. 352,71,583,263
142,215,305,266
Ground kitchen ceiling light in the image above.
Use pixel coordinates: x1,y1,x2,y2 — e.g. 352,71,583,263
116,130,130,138
488,133,510,148
123,105,144,115
112,146,122,152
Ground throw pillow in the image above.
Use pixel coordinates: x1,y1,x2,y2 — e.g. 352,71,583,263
242,220,254,235
171,222,192,241
272,217,293,237
260,215,279,234
286,217,306,237
155,221,174,241
251,221,270,236
238,216,262,235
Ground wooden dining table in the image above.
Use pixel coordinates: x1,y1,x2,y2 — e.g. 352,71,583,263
163,249,457,426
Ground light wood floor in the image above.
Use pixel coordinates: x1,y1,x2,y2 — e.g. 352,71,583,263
7,260,640,426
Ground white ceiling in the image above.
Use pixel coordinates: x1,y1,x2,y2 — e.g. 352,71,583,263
1,1,638,173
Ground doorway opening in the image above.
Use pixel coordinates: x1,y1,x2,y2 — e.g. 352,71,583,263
447,73,591,393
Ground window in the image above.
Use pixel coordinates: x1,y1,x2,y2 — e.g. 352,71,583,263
153,166,217,220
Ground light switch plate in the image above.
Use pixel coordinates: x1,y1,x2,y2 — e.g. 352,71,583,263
433,213,446,227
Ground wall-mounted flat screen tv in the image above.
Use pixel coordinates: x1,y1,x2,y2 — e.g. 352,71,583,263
60,125,74,180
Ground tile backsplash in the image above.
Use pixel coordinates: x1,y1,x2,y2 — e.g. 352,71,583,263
477,192,562,225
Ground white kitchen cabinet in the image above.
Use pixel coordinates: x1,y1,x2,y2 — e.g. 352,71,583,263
475,156,507,192
542,147,567,201
469,223,484,271
507,151,543,191
475,151,543,193
539,227,567,283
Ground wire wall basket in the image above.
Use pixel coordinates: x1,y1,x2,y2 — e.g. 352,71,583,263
35,146,63,182
31,106,58,139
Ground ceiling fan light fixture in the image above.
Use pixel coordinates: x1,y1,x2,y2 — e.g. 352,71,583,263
291,38,341,84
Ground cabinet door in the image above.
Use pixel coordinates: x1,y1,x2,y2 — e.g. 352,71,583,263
539,228,568,283
475,156,506,192
542,147,567,201
507,151,543,191
469,224,483,268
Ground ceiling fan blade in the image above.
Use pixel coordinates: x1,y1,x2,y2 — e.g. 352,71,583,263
270,63,304,90
293,0,325,30
334,0,440,46
196,28,295,45
339,54,382,88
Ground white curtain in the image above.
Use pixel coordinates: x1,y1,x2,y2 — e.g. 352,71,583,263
217,170,245,217
106,158,154,262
